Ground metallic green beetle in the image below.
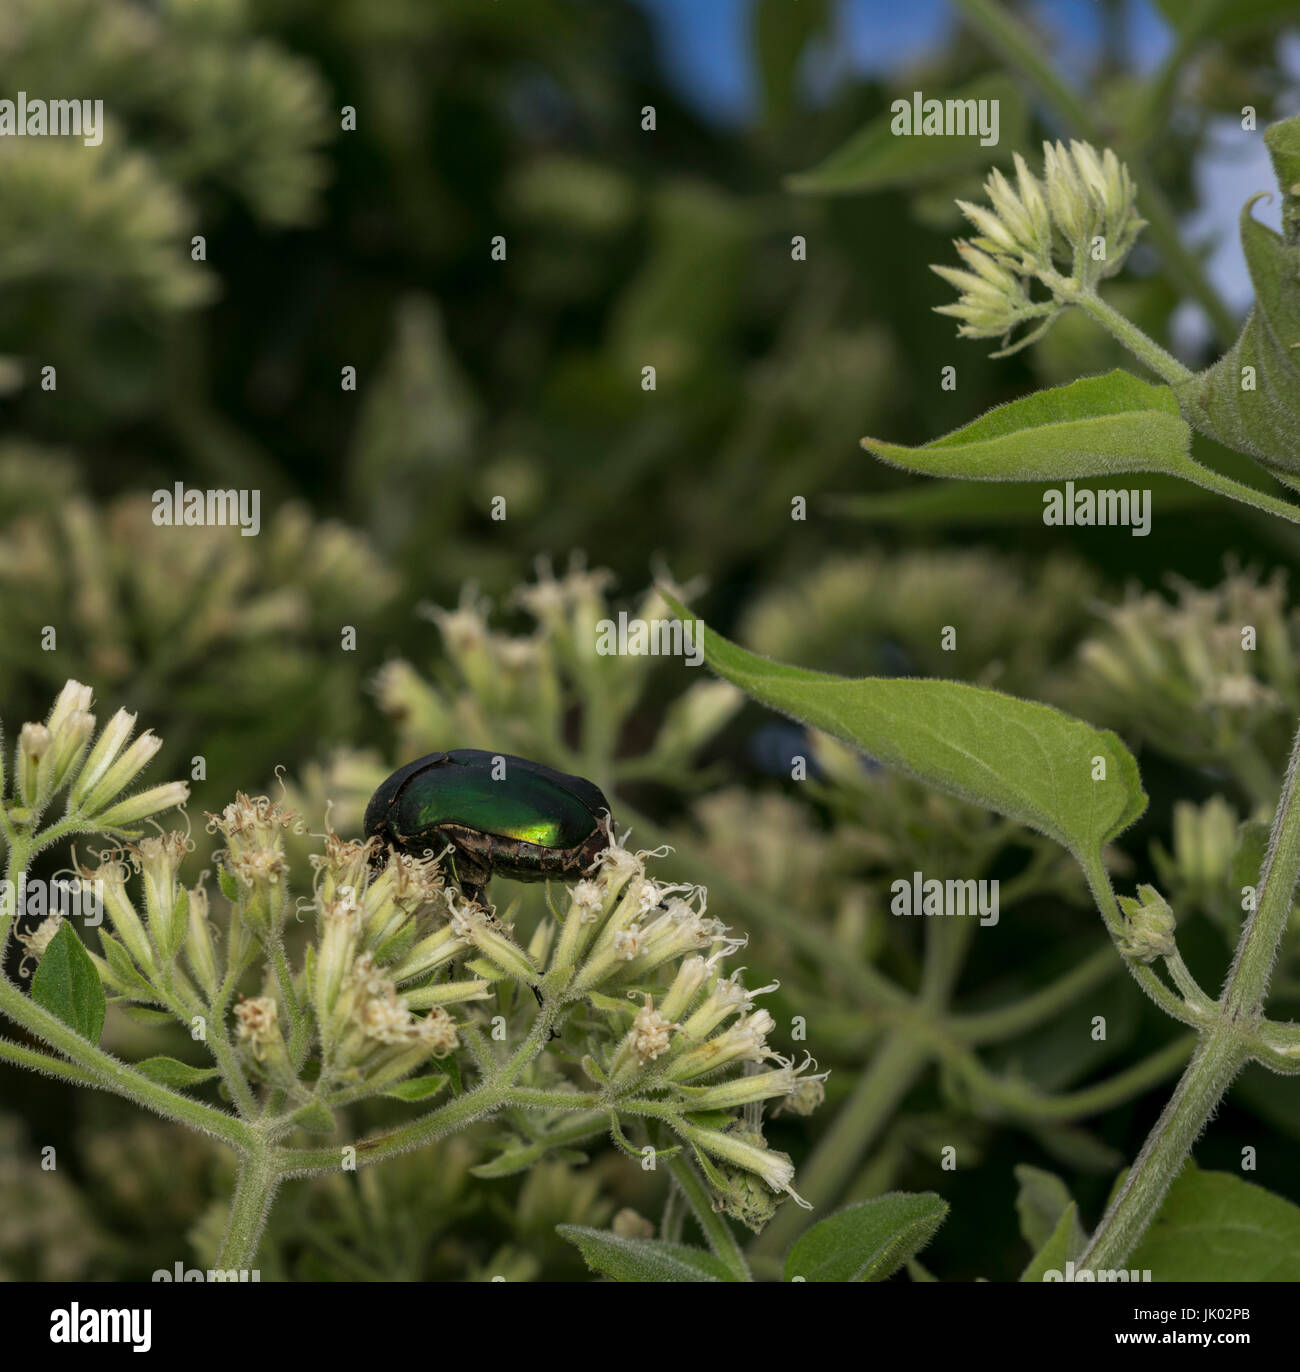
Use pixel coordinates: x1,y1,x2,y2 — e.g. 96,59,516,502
363,749,613,908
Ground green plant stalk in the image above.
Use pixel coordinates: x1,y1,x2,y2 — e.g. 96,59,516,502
277,1080,508,1176
1073,290,1193,387
215,1139,280,1270
666,1152,751,1281
0,1033,103,1087
1078,1033,1249,1270
1225,719,1300,1017
1081,720,1300,1267
166,982,260,1120
1081,854,1209,1027
754,892,974,1257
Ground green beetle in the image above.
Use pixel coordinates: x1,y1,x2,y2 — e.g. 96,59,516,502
363,749,613,908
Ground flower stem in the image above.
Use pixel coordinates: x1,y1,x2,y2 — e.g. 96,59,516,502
1224,719,1300,1017
667,1152,751,1281
1077,1033,1248,1270
277,1080,507,1177
215,1140,279,1270
0,1033,103,1087
1073,290,1194,387
1081,718,1300,1267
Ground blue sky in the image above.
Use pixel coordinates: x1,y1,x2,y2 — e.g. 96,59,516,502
631,0,1299,334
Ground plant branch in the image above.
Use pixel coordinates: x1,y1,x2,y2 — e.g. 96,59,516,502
667,1151,751,1281
1082,718,1300,1266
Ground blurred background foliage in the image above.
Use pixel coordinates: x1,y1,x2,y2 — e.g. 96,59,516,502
3,0,1300,1281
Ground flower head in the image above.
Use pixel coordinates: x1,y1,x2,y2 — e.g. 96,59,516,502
934,140,1145,355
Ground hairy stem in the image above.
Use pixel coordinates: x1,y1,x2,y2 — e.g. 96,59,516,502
215,1140,280,1270
1073,290,1194,387
1082,719,1300,1266
667,1152,751,1281
1077,1032,1248,1270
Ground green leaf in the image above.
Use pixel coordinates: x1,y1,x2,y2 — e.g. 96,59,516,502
664,596,1146,861
784,1193,948,1282
1020,1201,1085,1281
862,371,1195,484
30,922,106,1044
116,1004,173,1025
1176,190,1300,473
132,1056,219,1088
1231,818,1270,895
557,1226,735,1282
162,886,188,962
1128,1164,1300,1280
97,930,159,999
217,866,239,902
1014,1164,1085,1255
382,1073,449,1102
1266,113,1300,245
787,75,1026,195
289,1099,336,1134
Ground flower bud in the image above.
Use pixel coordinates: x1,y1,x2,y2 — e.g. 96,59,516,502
184,882,220,1000
70,709,137,807
77,731,164,816
16,911,63,977
666,1007,778,1082
94,781,190,830
680,1121,807,1211
45,680,93,739
130,832,190,963
206,793,296,935
234,995,291,1076
48,710,95,794
1117,883,1177,962
86,853,156,977
17,723,52,809
449,904,538,986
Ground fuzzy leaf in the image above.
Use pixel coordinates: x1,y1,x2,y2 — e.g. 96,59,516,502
30,922,106,1044
557,1226,735,1281
116,1004,173,1025
132,1056,219,1088
1175,196,1300,472
784,1193,949,1282
1015,1165,1085,1254
382,1073,449,1102
1020,1201,1085,1281
1128,1164,1300,1280
289,1100,336,1134
862,371,1195,482
664,597,1146,861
